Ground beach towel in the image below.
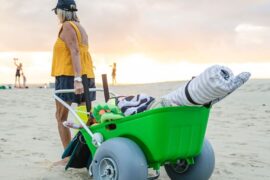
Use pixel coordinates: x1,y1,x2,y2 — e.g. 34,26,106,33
116,94,155,116
162,65,251,106
62,131,91,170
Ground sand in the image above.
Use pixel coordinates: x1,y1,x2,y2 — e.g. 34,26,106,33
0,79,270,180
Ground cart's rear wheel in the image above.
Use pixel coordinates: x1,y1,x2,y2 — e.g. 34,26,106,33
165,139,215,180
92,137,148,180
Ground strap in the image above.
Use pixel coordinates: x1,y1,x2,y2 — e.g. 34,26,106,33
58,26,63,37
81,75,95,126
185,79,212,108
185,80,200,105
68,21,82,44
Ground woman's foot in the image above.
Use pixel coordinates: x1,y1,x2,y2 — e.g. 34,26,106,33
52,157,70,167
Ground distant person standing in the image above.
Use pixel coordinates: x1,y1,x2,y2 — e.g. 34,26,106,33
51,0,96,150
111,62,117,85
13,58,23,88
21,71,27,88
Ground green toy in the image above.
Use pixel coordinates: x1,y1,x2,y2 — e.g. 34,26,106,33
93,103,124,123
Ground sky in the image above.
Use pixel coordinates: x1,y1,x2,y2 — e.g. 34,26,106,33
0,0,270,84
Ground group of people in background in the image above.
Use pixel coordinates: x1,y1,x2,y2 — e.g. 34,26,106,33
14,58,27,88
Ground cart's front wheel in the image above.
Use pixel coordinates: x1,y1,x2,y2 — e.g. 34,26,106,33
92,137,148,180
165,139,215,180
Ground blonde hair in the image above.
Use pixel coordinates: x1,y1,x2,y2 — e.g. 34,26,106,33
57,7,79,23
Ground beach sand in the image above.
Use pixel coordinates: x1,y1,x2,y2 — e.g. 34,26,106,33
0,79,269,180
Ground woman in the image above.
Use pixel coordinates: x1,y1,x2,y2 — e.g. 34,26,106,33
14,58,22,88
51,0,96,150
111,62,117,85
21,71,27,88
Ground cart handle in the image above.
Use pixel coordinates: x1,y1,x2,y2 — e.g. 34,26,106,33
53,88,117,147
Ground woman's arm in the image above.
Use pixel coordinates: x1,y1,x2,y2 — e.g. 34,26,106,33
61,22,81,77
61,22,83,94
14,59,19,67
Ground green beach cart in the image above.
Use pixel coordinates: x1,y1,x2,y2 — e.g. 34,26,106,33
54,87,215,180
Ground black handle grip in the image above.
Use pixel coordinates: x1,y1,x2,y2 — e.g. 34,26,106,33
82,75,92,118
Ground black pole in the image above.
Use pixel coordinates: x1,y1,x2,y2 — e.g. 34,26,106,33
102,74,110,102
82,74,92,119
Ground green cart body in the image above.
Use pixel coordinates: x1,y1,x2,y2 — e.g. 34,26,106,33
54,88,214,179
80,106,210,170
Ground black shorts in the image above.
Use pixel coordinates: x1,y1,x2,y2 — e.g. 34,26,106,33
55,76,96,104
16,70,20,77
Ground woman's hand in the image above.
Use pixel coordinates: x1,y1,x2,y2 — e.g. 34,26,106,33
74,81,84,94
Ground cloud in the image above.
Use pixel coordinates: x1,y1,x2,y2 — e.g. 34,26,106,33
235,24,268,32
235,24,270,44
0,0,269,62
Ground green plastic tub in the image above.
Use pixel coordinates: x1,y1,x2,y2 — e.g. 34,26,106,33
80,106,210,170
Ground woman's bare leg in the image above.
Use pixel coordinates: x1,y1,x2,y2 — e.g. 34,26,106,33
14,76,17,87
55,100,72,149
18,77,21,88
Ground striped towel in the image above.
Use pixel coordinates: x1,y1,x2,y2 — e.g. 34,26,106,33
162,65,251,106
116,94,155,116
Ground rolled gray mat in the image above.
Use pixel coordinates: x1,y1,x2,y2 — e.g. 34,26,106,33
161,65,251,106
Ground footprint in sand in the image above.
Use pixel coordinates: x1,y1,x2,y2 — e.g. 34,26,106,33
32,152,46,158
223,169,233,175
22,115,36,119
231,162,245,167
32,137,43,141
238,142,247,146
34,157,71,171
0,138,8,142
3,152,12,155
214,169,221,175
242,122,255,127
34,159,56,170
5,133,15,136
249,163,264,168
16,125,29,128
32,136,49,141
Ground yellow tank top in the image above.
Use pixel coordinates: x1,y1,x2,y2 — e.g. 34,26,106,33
51,21,95,78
